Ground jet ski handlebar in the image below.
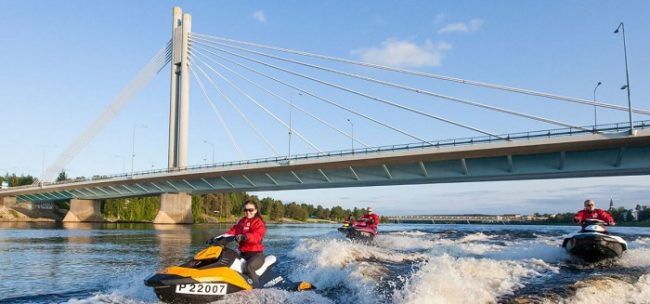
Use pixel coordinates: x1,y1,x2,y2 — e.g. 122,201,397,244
581,219,607,228
206,235,236,246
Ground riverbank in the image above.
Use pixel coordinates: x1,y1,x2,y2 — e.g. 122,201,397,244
0,205,339,224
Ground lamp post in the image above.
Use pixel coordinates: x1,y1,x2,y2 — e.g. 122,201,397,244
593,81,602,128
203,139,215,164
347,118,354,151
614,22,634,135
287,92,301,160
131,124,147,175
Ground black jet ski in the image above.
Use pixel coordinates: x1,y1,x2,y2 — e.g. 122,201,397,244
562,219,627,262
337,220,377,241
145,236,314,303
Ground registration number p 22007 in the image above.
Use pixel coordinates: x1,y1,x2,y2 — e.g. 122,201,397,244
175,283,227,295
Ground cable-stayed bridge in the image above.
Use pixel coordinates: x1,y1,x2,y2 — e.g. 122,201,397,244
1,7,649,223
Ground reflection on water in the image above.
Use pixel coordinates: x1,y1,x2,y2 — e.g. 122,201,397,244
0,222,649,304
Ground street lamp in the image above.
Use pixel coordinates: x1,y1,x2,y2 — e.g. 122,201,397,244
287,92,302,160
347,118,354,151
131,124,147,175
614,22,634,135
593,81,602,128
203,139,215,164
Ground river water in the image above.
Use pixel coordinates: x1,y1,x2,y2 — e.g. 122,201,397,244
1,222,649,304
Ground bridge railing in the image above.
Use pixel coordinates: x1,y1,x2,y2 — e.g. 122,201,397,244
10,120,649,190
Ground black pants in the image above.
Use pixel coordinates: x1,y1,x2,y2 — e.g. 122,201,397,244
241,251,264,286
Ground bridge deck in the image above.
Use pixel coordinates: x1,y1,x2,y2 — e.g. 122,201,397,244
2,122,649,203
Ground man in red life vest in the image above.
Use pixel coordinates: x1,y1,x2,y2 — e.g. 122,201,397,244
359,207,380,231
573,199,616,226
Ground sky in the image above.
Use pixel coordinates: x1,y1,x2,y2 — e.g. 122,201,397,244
0,1,649,215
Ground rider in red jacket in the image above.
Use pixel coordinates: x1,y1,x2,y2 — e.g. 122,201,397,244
224,200,266,285
359,207,380,230
573,199,615,225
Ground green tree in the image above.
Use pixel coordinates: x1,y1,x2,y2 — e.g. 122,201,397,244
270,201,285,220
2,173,36,187
329,205,346,221
56,170,68,182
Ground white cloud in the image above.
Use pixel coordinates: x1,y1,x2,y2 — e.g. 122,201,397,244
438,18,484,33
352,39,452,68
252,10,267,23
433,13,447,24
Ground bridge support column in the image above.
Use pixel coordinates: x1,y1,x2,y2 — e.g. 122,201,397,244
0,196,17,208
153,193,193,224
62,199,103,222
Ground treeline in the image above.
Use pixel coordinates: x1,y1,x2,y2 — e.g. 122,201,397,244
192,192,372,222
93,192,374,223
534,205,650,225
0,173,36,187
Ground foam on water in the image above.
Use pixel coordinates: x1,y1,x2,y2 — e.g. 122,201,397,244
64,292,153,304
218,289,333,304
556,274,650,304
392,254,557,304
287,237,424,303
374,233,438,251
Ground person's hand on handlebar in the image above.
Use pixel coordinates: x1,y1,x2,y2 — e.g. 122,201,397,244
234,234,247,243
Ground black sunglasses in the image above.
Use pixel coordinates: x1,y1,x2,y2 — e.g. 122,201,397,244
244,208,256,212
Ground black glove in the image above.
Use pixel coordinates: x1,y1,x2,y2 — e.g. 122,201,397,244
235,234,247,243
205,236,220,245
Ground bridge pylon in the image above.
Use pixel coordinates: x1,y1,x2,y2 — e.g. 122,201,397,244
168,6,191,169
156,7,193,224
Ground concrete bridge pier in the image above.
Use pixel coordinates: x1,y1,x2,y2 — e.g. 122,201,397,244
153,193,193,224
0,196,17,208
62,199,104,222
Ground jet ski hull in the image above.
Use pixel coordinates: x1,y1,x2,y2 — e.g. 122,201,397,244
338,226,376,240
562,233,626,262
145,272,248,303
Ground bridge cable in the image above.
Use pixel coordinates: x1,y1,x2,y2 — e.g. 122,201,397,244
189,65,247,159
190,54,281,157
191,40,503,140
190,43,433,145
190,52,322,152
191,48,371,148
42,42,172,181
192,36,587,131
193,33,650,116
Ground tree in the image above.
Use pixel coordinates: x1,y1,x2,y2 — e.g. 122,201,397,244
270,201,285,220
56,170,68,182
260,198,274,216
2,173,36,187
329,206,346,221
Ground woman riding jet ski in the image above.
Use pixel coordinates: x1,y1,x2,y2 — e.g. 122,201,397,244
338,207,379,241
562,199,626,262
145,200,313,303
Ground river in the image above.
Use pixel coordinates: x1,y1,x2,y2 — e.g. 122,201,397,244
1,222,649,304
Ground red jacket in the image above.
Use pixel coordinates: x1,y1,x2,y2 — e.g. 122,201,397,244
573,209,615,225
226,216,266,253
360,213,380,229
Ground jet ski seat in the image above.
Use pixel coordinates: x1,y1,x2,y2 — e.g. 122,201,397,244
255,255,276,276
232,255,277,276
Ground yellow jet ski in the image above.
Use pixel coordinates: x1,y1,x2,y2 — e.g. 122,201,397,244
144,236,314,303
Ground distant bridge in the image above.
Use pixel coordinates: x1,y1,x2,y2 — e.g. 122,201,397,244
386,214,532,224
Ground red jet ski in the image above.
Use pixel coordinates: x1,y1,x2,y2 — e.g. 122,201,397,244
338,220,377,241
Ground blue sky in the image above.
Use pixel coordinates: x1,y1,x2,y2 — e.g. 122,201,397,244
1,1,649,214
